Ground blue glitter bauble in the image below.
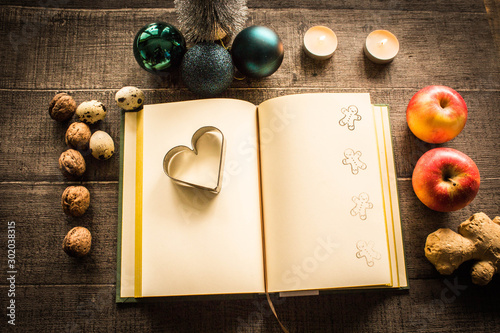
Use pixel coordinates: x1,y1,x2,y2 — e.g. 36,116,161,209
133,22,186,74
231,26,284,78
181,43,234,97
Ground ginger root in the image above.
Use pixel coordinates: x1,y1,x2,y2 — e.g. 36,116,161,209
425,212,500,285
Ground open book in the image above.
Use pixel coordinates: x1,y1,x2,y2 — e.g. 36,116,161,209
117,93,407,301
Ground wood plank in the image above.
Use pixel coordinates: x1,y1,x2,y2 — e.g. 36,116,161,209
484,0,500,56
0,90,121,182
0,0,487,12
0,89,498,182
0,7,498,90
0,182,118,285
2,278,499,332
0,179,498,285
0,1,497,332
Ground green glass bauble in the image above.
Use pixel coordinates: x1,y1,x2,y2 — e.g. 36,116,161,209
231,26,284,78
133,22,186,74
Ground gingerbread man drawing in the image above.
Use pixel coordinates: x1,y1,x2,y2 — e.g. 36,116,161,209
342,149,367,175
356,240,381,267
339,105,362,131
351,192,373,220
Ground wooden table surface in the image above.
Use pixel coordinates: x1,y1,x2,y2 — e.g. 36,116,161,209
0,0,499,332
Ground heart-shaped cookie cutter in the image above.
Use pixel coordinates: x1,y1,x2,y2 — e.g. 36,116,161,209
163,126,226,194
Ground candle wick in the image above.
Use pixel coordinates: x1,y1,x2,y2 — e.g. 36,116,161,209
379,38,388,46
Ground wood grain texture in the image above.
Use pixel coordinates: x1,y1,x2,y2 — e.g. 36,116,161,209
0,1,498,332
0,182,118,285
0,180,498,285
0,90,121,182
0,7,498,90
485,0,500,56
1,278,499,332
0,0,487,12
0,89,498,182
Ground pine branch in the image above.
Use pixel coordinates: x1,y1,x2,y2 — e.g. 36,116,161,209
175,0,248,43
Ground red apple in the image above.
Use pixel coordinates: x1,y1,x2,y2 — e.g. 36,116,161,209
407,85,467,143
412,148,480,212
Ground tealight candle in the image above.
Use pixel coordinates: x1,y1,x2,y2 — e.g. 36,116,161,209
303,26,338,60
364,30,399,64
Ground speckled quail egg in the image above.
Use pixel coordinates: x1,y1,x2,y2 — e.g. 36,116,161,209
75,100,107,124
115,86,145,111
89,130,115,160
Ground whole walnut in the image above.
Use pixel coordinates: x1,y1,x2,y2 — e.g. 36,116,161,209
49,93,77,121
59,149,86,178
62,227,92,257
65,122,91,150
61,186,90,217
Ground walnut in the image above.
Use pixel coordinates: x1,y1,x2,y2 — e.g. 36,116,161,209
58,149,86,178
65,122,91,150
49,93,76,121
61,186,90,217
62,226,92,257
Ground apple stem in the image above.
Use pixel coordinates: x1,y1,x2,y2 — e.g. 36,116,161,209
447,178,457,186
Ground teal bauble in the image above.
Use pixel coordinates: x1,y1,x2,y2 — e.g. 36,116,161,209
231,26,284,78
133,22,186,74
181,43,234,97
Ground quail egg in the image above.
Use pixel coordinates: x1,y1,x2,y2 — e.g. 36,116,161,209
75,100,107,124
115,86,145,111
89,130,115,160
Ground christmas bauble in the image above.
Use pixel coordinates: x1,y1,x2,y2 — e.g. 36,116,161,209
231,26,284,78
181,43,234,97
133,22,186,74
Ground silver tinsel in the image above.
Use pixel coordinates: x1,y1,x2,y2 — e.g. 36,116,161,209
174,0,248,43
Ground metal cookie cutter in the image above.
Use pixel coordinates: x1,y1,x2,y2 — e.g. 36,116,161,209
163,126,226,194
